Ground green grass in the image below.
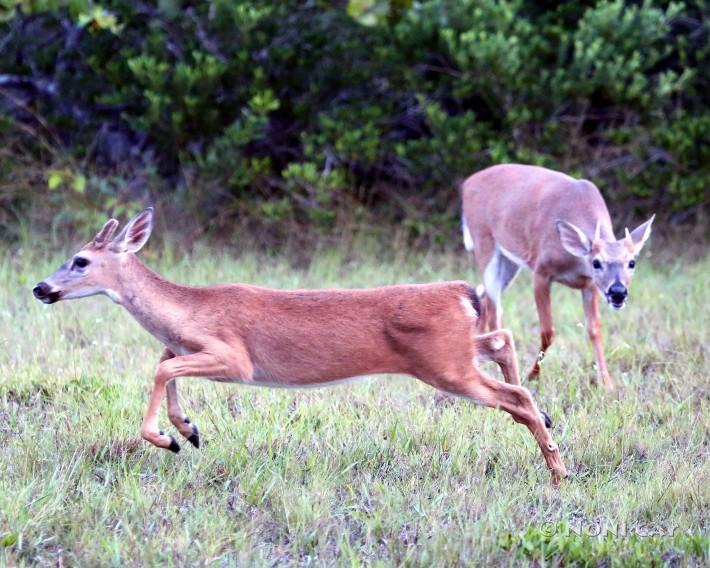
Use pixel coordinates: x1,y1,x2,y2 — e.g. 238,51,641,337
0,243,708,566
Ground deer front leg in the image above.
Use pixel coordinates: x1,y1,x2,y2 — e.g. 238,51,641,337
166,379,200,448
141,347,254,452
156,349,200,447
474,329,521,385
582,285,614,391
528,273,555,379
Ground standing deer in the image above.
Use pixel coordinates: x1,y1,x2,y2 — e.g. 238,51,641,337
33,208,567,484
461,164,654,391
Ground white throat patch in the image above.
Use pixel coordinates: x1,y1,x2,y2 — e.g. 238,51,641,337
105,289,122,303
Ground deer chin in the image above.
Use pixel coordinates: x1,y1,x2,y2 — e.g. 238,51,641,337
41,291,62,304
61,287,106,301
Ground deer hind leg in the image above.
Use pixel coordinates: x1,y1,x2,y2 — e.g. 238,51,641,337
482,247,521,331
437,369,567,485
582,285,614,391
474,329,521,385
142,347,254,452
529,273,555,379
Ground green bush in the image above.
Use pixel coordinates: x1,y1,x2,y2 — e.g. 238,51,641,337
0,0,707,241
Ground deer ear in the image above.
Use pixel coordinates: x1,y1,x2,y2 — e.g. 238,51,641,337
111,208,154,253
626,214,655,253
93,219,119,246
556,220,591,257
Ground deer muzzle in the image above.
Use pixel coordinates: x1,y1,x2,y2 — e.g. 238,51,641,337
33,282,61,304
606,282,628,309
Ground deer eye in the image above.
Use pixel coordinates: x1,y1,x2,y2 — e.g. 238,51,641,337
592,259,602,270
72,257,89,270
628,259,636,269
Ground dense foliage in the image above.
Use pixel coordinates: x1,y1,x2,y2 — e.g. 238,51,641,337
0,1,707,241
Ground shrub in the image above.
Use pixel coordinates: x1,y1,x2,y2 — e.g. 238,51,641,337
0,0,707,241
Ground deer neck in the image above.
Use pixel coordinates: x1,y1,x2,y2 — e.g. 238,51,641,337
115,255,189,348
597,219,615,242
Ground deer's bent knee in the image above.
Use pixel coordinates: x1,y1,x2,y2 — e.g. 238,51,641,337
154,364,174,384
541,327,555,347
517,386,535,406
498,329,514,349
587,325,602,342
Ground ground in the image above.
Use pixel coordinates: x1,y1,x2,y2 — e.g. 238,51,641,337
0,243,707,566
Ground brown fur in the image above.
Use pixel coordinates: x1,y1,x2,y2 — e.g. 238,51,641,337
34,209,568,484
462,164,654,390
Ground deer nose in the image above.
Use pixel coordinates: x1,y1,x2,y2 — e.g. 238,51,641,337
33,282,51,299
608,282,627,303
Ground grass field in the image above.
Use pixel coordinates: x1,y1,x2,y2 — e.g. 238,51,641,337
0,242,708,566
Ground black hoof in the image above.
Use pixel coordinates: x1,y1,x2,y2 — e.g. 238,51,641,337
168,435,181,453
187,424,200,448
540,410,553,429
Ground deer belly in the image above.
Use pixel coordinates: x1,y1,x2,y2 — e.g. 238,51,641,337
236,372,373,389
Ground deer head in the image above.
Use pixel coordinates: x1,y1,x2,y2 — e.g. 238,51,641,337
556,215,655,309
33,208,154,305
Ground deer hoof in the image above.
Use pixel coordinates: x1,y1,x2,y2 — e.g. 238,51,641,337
540,410,553,429
187,425,200,448
168,435,181,453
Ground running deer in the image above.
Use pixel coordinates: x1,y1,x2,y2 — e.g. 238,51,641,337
33,208,567,484
461,164,655,391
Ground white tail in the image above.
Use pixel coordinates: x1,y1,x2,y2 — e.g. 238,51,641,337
461,164,655,391
33,208,568,484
